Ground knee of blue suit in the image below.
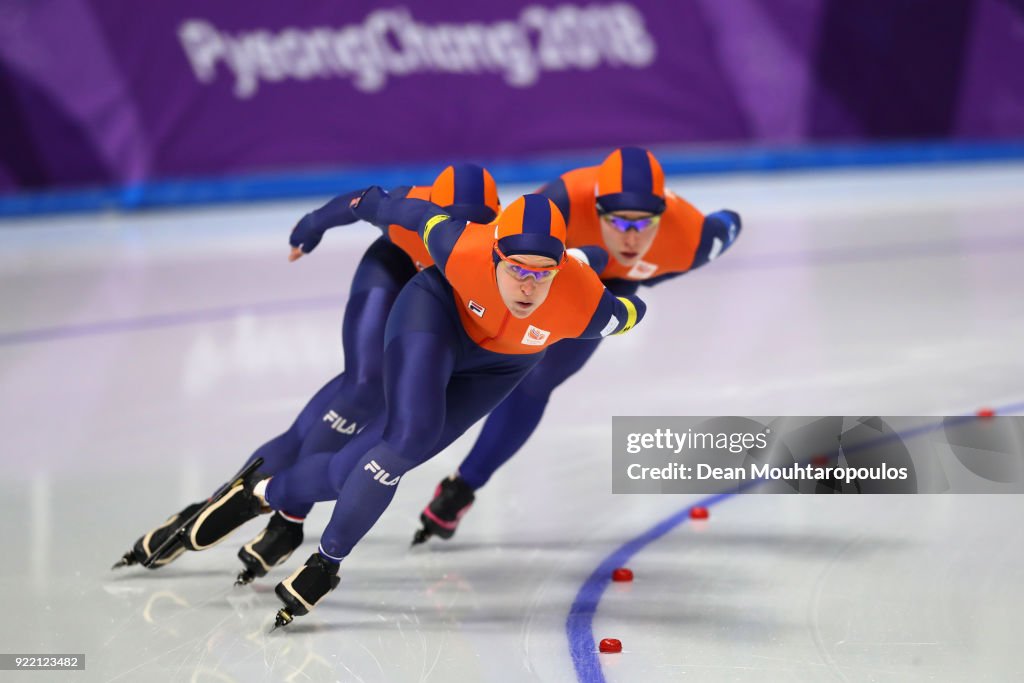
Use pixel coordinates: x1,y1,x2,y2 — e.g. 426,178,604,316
513,368,559,402
328,442,423,492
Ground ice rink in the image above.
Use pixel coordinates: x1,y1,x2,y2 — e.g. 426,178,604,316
1,163,1023,682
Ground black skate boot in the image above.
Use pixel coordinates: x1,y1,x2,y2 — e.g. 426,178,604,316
411,475,475,546
112,501,205,569
271,553,340,630
182,470,271,551
235,512,304,586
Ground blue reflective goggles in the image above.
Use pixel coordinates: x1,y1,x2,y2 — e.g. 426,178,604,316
600,213,662,232
494,244,565,283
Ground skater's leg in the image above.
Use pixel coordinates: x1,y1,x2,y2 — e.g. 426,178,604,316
298,238,416,456
274,270,542,618
317,330,456,559
233,243,412,582
254,278,461,568
251,288,397,521
317,343,541,557
411,338,601,545
293,289,394,456
236,410,377,582
245,373,346,475
458,337,603,489
250,239,413,473
271,326,456,617
239,240,412,537
238,289,395,525
263,421,385,511
270,276,472,616
409,362,544,543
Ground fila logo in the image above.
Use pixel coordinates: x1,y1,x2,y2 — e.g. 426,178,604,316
467,300,486,317
627,260,658,279
323,410,363,435
521,324,550,346
363,460,401,486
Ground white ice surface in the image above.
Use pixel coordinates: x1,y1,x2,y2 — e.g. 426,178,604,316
1,162,1022,682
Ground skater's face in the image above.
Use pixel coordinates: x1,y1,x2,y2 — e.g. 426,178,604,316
600,210,661,266
496,253,558,318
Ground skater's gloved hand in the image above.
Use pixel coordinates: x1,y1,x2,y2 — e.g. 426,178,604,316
288,211,324,261
350,186,389,223
705,210,742,251
288,188,369,261
687,209,742,270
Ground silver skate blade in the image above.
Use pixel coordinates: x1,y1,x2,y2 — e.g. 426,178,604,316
235,569,256,587
269,608,293,633
111,551,135,570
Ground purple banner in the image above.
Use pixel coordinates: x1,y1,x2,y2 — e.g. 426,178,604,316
1,0,1023,193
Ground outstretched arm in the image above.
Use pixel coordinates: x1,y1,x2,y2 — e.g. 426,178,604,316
640,209,742,287
577,288,647,339
566,245,610,276
288,185,415,260
690,209,741,270
288,189,367,259
351,187,468,276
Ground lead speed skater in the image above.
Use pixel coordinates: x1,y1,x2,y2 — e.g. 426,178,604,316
156,190,648,628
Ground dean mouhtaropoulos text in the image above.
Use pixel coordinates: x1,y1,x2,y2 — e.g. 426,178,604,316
626,462,909,483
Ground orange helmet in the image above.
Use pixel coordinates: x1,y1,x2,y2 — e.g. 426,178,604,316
430,163,501,224
595,147,666,215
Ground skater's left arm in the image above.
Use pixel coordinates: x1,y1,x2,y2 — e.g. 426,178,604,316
577,288,647,338
689,209,742,271
351,186,467,275
639,209,742,287
566,245,610,276
288,188,371,260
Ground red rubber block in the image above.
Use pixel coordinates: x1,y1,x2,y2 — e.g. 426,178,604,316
611,568,634,582
599,638,622,653
977,407,996,419
689,506,709,520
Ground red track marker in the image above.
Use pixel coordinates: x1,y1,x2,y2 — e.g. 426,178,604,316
599,638,622,653
611,567,634,582
689,506,709,520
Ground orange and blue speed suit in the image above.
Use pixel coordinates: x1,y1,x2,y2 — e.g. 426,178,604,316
244,178,495,518
457,166,742,489
262,192,646,560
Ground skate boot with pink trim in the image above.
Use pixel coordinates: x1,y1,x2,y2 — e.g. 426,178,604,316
411,474,475,546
